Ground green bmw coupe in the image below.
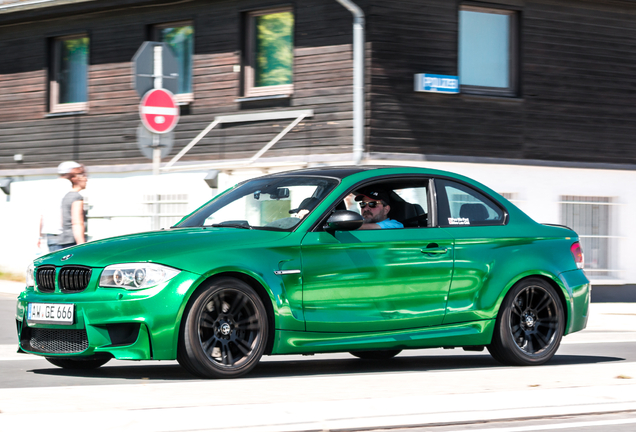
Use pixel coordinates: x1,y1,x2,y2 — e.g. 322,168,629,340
16,166,590,378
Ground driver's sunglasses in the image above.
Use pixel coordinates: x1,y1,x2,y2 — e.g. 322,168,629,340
359,201,383,209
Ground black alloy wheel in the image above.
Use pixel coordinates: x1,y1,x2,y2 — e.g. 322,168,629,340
488,278,565,366
178,277,268,378
46,357,110,370
350,350,402,360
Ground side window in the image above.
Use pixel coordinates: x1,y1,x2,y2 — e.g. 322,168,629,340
341,181,430,228
458,6,518,97
50,34,89,113
393,187,429,227
154,21,194,103
436,179,505,227
244,7,294,97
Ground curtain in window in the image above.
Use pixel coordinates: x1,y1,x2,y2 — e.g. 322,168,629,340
161,26,194,94
59,37,89,103
254,11,293,87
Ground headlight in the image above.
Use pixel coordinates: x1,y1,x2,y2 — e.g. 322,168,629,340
26,262,35,288
99,263,180,290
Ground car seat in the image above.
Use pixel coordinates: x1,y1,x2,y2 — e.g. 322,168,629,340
391,201,427,227
290,197,319,214
459,203,489,222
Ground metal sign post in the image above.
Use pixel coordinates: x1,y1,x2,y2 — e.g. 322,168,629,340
132,41,180,174
152,134,161,176
132,42,178,96
132,41,180,230
153,45,163,178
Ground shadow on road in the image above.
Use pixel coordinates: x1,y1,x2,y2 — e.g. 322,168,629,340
28,352,624,382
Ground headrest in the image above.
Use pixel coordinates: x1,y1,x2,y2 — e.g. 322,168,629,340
459,203,489,221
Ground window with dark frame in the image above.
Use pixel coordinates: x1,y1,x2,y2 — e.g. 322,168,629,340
244,7,294,98
50,34,89,113
458,5,518,97
436,179,505,227
153,21,194,103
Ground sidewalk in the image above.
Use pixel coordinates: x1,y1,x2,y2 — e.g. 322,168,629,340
0,279,23,295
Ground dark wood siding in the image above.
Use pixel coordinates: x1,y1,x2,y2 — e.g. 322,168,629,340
0,0,358,169
367,0,636,165
2,0,636,170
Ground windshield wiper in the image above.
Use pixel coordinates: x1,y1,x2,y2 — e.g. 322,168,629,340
210,221,252,229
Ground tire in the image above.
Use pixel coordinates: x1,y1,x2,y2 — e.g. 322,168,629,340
178,277,268,379
46,357,110,370
488,278,565,366
350,350,402,360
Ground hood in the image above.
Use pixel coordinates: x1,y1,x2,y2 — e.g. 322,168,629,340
36,228,291,272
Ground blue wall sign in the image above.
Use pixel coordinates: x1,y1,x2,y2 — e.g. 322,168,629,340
414,74,460,94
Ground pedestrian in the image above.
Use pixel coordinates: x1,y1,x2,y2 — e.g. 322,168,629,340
38,161,84,252
57,168,88,249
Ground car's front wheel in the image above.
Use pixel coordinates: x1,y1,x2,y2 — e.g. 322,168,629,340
46,357,110,370
178,277,268,378
488,278,564,366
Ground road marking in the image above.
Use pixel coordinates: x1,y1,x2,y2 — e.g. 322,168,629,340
562,338,636,345
445,417,636,431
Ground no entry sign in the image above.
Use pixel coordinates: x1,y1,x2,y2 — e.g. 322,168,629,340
139,88,179,134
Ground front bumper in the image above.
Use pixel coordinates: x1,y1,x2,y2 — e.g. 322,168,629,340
16,270,198,360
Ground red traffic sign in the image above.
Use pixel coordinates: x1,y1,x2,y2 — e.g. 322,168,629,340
139,88,179,134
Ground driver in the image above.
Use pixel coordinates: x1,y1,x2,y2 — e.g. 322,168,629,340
355,191,404,230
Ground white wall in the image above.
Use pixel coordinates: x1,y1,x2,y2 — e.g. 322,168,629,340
0,169,216,276
404,161,635,284
1,160,634,284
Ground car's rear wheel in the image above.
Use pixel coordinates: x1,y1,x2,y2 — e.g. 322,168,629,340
46,357,110,370
178,277,268,379
488,278,564,366
350,350,402,360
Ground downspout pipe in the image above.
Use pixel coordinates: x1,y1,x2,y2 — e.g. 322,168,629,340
336,0,365,165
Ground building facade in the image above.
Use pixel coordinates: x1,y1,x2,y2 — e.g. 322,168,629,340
0,0,635,286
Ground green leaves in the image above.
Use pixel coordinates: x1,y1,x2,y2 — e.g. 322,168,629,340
254,11,293,87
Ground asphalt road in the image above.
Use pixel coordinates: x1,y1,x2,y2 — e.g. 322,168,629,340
2,292,636,432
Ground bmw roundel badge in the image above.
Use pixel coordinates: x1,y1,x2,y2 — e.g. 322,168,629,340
61,254,73,261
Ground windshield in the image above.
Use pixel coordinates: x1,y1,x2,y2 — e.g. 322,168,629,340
176,175,339,231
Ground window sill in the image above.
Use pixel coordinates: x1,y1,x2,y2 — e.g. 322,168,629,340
460,93,524,103
175,93,194,105
45,111,88,118
49,102,88,115
235,94,291,103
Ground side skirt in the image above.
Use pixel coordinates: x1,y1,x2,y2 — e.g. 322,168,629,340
271,319,495,355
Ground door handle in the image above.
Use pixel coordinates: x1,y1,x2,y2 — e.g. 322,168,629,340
421,243,448,255
421,247,448,254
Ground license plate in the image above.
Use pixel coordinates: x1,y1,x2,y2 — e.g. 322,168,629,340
27,303,74,325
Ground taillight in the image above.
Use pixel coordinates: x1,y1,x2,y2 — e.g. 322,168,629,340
570,242,584,269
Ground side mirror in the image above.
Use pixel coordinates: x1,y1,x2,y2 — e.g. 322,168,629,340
324,210,364,232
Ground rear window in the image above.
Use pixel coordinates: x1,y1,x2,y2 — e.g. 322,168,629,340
436,179,505,227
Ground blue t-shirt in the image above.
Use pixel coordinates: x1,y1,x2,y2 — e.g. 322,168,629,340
377,218,404,229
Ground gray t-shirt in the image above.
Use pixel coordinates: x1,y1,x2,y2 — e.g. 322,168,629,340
59,191,85,245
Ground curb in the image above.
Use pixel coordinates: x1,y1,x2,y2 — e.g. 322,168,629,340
0,280,24,295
